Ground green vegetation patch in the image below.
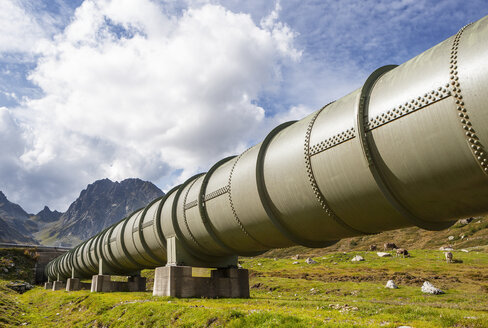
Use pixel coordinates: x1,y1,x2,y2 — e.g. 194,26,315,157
0,248,37,282
0,249,487,327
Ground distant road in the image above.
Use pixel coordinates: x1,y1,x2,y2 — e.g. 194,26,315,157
0,242,71,251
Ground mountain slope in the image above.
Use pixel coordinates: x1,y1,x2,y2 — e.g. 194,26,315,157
262,215,488,258
37,178,164,246
22,206,64,236
0,191,30,221
0,191,37,243
0,217,37,244
31,206,62,223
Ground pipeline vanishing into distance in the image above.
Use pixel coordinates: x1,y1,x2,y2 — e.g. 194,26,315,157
46,15,488,281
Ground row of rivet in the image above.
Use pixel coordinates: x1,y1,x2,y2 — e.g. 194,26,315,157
183,200,198,210
450,24,488,174
366,87,451,131
228,150,267,247
184,185,231,210
182,178,204,247
132,221,154,232
310,128,356,156
204,185,230,202
141,220,153,229
304,103,359,233
308,87,450,157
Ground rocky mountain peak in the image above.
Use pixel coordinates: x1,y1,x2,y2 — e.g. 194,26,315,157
0,190,36,244
0,191,30,222
35,206,62,223
56,178,164,242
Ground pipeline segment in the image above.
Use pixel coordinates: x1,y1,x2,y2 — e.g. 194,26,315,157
47,16,488,281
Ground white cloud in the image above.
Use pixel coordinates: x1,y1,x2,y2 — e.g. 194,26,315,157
2,0,301,212
0,1,60,55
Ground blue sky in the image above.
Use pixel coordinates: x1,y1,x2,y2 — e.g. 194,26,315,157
0,0,487,213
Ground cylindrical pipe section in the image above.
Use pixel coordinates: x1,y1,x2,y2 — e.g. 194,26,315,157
47,16,488,280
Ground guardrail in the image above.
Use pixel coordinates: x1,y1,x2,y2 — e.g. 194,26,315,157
0,242,72,252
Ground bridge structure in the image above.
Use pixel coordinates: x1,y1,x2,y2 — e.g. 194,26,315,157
0,243,71,284
44,15,488,298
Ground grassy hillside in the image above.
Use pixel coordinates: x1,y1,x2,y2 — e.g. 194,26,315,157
1,248,487,327
0,248,37,283
262,216,488,258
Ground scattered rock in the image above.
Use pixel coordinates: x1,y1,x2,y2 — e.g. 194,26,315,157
351,255,364,262
397,326,413,328
257,263,262,266
421,281,444,295
377,252,391,257
464,316,478,320
439,246,454,251
383,242,398,251
309,288,319,295
3,268,8,273
459,217,474,226
292,261,299,265
291,254,301,260
461,249,469,253
237,263,243,269
448,235,455,241
328,304,358,312
460,234,466,240
385,280,398,289
305,258,317,264
6,281,33,294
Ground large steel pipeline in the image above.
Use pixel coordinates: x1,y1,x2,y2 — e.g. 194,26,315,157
47,16,488,281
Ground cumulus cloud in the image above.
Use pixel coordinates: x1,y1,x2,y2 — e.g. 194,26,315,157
0,0,62,56
1,0,301,212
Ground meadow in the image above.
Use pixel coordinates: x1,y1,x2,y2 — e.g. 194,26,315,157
1,247,487,327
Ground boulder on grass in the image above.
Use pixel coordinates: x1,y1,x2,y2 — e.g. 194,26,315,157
351,255,364,262
421,281,444,295
377,252,391,257
385,280,398,289
305,258,317,264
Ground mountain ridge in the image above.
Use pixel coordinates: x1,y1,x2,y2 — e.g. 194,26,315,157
37,178,164,246
1,178,164,246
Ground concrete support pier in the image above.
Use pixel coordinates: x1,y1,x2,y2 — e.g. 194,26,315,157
153,266,249,298
66,278,91,291
44,282,53,290
90,275,146,292
52,281,66,291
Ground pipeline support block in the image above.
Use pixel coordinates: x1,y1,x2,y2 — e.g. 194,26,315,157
66,278,91,291
52,281,66,291
153,266,249,298
90,275,146,292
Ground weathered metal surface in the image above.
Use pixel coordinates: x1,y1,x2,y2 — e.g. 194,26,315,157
47,16,488,280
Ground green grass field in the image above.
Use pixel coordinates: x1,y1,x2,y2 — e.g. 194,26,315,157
1,248,487,327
